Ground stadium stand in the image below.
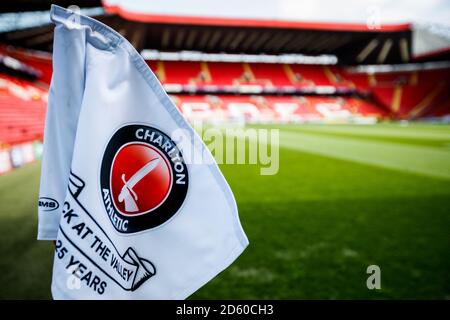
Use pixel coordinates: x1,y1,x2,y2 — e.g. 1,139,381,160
0,2,449,174
1,48,449,120
1,47,449,125
170,94,387,124
355,68,450,119
154,60,449,121
425,97,450,118
0,72,46,174
0,46,52,85
0,74,46,145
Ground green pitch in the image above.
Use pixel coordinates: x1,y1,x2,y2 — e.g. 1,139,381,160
0,123,449,299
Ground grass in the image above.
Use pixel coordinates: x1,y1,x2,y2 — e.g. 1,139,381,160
0,123,449,299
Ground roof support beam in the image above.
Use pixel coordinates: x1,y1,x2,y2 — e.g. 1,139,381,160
219,31,236,49
174,29,186,49
262,31,286,52
286,32,313,51
399,38,410,62
357,39,379,63
271,32,295,52
250,31,272,52
240,32,260,51
161,28,171,47
185,29,198,49
24,32,54,47
198,30,212,49
130,24,146,52
229,31,247,50
5,26,52,41
377,39,393,64
207,30,223,49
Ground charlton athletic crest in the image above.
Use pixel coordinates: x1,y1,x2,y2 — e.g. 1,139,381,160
100,124,189,233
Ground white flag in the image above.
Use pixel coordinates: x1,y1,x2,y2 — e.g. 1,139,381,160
38,5,248,299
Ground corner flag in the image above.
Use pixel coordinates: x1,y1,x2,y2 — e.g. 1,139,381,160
38,5,248,299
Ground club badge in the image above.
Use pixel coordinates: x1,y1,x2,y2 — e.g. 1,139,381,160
100,124,188,233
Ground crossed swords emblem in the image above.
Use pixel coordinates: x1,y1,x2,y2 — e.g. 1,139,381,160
118,158,160,212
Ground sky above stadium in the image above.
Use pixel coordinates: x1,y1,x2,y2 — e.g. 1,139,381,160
103,0,450,26
277,0,450,25
0,0,449,33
